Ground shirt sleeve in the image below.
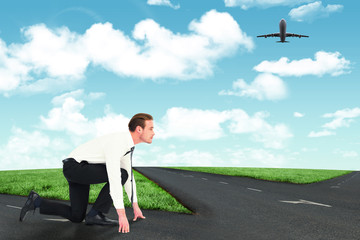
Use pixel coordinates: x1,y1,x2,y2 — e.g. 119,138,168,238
102,137,127,209
124,172,138,204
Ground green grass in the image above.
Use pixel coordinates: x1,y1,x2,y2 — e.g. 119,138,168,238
169,167,352,184
0,168,191,214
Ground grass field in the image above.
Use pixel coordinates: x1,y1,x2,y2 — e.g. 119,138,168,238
169,167,352,184
0,168,191,214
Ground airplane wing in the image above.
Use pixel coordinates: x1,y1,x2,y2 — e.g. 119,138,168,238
286,33,309,38
257,33,280,38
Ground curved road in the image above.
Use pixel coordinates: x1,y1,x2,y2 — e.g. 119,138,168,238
0,167,359,239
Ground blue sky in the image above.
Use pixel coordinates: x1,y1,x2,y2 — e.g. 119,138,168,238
0,0,359,170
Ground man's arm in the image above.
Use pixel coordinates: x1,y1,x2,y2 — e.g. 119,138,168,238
102,135,131,233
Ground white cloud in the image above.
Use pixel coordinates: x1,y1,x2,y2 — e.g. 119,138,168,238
322,108,360,129
308,130,335,138
308,108,360,138
93,111,130,137
13,24,89,78
226,110,293,149
51,89,104,105
17,77,84,95
1,24,88,95
254,51,350,77
0,127,71,170
289,1,344,22
294,112,304,118
251,123,293,149
157,107,229,140
219,73,288,101
158,107,293,149
188,10,254,53
224,0,312,10
0,39,30,93
40,90,128,138
40,96,90,136
147,0,180,9
0,10,254,96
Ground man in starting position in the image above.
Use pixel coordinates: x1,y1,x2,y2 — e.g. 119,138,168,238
19,113,155,233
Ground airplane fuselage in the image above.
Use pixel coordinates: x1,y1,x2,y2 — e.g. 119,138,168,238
279,19,286,42
257,18,308,43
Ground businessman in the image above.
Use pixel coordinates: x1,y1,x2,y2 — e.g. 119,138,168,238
19,113,155,233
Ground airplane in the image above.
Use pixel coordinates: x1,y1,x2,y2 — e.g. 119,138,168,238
257,19,309,43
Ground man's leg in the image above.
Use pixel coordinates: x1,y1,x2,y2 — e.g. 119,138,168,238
20,159,115,223
92,182,112,214
63,160,117,225
65,161,113,214
39,181,90,223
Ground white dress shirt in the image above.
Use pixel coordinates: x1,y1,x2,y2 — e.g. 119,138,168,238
67,131,137,209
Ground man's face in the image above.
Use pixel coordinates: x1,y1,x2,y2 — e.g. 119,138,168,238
139,120,155,144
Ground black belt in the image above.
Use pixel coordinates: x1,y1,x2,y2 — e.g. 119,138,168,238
62,158,76,164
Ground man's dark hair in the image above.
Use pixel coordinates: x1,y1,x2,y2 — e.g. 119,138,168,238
128,113,153,132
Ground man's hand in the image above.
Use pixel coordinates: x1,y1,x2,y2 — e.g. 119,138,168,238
133,202,146,221
116,209,129,233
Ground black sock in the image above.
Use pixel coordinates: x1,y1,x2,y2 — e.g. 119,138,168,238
34,197,42,208
87,208,99,217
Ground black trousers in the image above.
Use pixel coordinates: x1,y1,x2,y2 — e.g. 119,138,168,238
39,159,128,223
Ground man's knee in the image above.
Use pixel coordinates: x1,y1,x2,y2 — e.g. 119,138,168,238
70,212,85,223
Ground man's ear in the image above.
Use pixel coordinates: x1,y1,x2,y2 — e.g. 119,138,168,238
136,126,143,134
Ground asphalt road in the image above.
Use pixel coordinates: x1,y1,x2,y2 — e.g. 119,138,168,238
1,167,359,240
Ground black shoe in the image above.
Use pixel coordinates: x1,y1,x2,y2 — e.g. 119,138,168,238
19,190,39,222
85,212,118,226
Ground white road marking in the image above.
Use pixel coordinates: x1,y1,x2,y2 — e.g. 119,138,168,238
331,172,359,189
43,218,69,222
219,182,229,185
279,199,332,208
247,188,262,192
201,178,208,181
6,205,22,210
